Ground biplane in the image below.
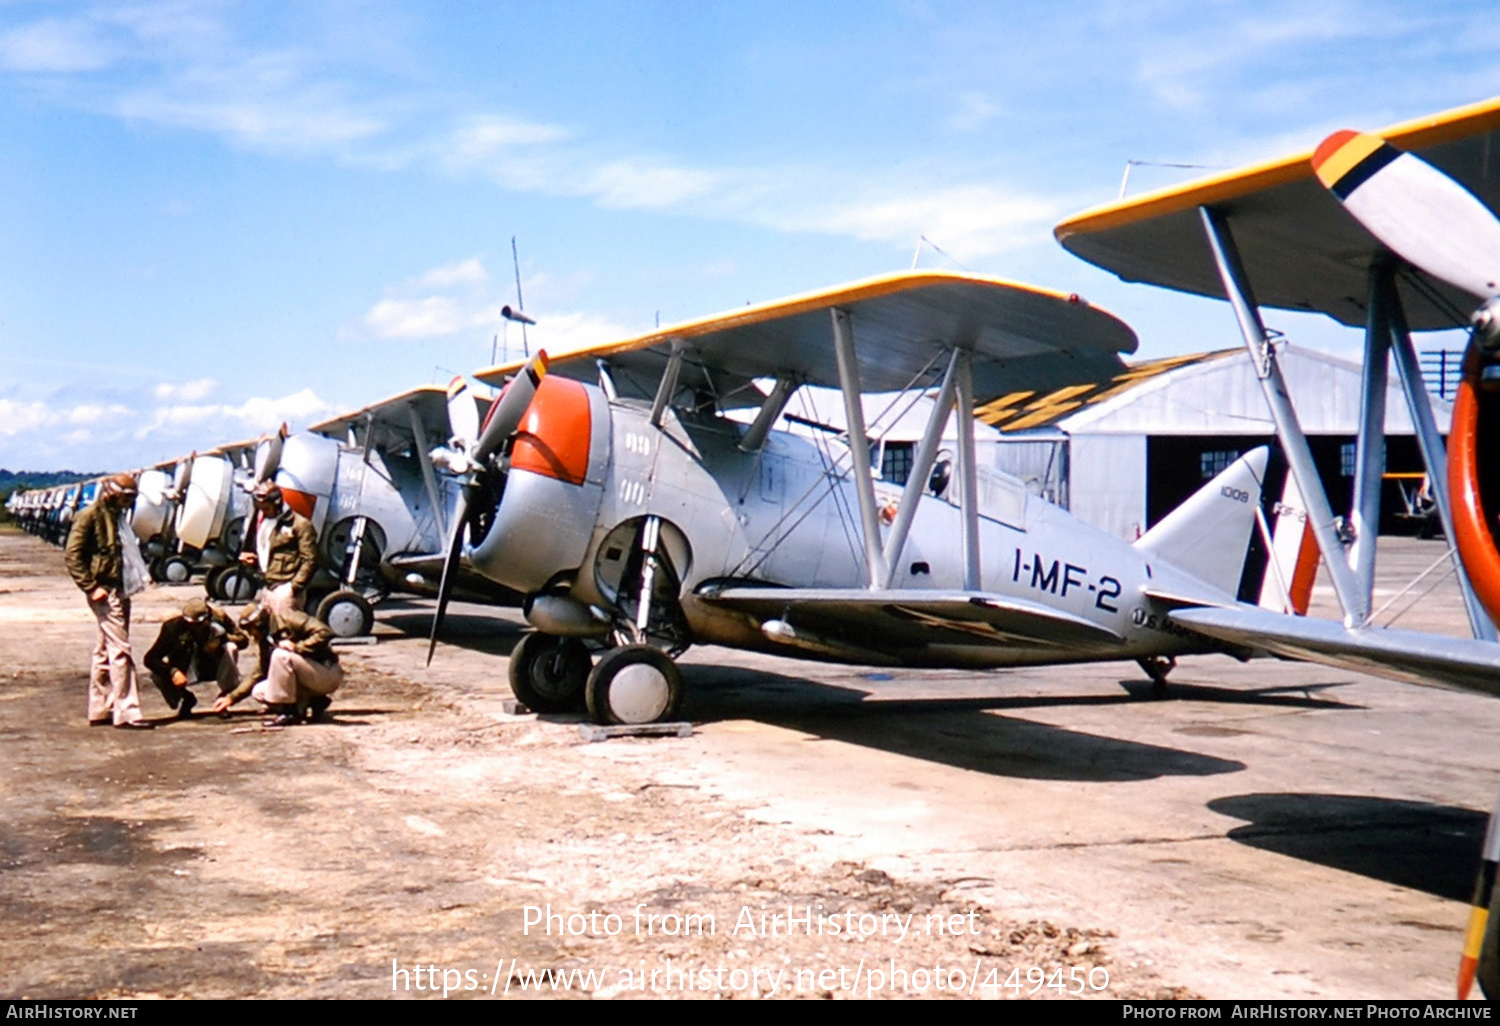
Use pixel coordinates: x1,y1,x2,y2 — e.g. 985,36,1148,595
1054,94,1500,999
420,269,1500,736
230,383,523,635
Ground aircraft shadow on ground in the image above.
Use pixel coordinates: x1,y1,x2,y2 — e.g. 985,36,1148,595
1207,793,1485,902
381,607,528,658
677,663,1270,783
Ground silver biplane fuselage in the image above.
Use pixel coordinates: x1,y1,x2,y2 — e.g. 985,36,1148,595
470,382,1246,671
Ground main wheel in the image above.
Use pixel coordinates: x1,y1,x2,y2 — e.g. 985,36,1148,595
584,645,682,726
509,632,591,713
316,589,373,638
216,566,260,604
160,555,193,584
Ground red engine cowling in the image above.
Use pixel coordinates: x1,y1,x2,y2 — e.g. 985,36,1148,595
1449,339,1500,624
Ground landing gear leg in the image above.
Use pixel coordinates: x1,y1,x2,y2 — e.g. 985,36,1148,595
1137,655,1176,699
590,515,687,725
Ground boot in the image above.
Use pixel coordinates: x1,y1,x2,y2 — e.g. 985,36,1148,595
306,695,332,722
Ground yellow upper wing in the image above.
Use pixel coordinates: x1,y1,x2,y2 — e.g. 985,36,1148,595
474,270,1137,403
1055,96,1500,329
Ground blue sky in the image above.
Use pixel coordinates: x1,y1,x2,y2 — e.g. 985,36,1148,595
2,0,1498,471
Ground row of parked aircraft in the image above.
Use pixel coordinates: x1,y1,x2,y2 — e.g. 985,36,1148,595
12,94,1500,997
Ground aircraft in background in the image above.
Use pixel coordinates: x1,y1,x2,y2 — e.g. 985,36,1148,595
238,383,522,636
421,269,1500,732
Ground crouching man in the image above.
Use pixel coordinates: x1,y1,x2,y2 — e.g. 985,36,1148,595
144,597,246,719
212,606,342,726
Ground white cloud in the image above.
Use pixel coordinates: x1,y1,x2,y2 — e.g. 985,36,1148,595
116,73,388,151
946,92,1000,132
351,255,636,351
154,378,217,402
414,257,487,290
355,257,501,341
0,4,1076,259
363,294,499,340
448,114,570,159
0,17,117,73
0,386,335,471
0,399,53,436
773,182,1062,262
581,159,721,210
526,311,635,360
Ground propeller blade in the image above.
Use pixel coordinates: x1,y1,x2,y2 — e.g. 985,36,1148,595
172,457,191,495
473,350,549,464
445,375,481,449
1313,129,1500,301
1458,798,1500,998
427,351,550,666
254,424,288,483
425,487,471,667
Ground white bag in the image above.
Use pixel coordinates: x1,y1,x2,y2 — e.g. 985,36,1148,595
118,512,151,597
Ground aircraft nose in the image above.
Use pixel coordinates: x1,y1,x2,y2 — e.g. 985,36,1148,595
510,376,593,484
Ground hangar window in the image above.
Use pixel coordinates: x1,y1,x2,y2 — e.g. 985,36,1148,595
1200,449,1239,480
881,441,914,485
1341,442,1356,477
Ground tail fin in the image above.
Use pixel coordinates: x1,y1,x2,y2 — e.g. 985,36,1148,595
1135,447,1268,595
1256,469,1320,615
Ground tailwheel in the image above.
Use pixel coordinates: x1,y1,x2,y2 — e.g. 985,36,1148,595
509,632,592,713
1137,655,1176,699
585,645,681,725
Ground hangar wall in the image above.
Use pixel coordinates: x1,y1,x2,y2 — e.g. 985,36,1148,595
1066,435,1148,541
982,346,1452,543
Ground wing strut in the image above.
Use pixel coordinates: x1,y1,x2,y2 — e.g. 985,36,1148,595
406,402,447,543
883,348,961,584
1381,272,1496,639
738,373,797,453
1348,265,1391,604
1199,206,1366,625
830,307,889,589
954,350,981,590
650,342,685,427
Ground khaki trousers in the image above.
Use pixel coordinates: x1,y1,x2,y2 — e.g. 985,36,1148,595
86,589,142,726
258,582,304,619
250,649,342,707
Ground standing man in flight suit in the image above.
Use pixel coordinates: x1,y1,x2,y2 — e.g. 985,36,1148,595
65,472,152,729
240,481,318,617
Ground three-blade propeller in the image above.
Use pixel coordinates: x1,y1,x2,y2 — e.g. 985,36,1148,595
425,350,550,665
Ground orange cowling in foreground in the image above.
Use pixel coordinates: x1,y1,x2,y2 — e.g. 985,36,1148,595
1448,340,1500,626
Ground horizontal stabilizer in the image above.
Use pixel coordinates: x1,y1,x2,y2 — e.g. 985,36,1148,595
1170,605,1500,697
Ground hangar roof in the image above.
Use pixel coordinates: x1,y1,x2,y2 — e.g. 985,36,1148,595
979,346,1452,437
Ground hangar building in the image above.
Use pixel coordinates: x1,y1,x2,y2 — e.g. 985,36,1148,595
972,345,1448,542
